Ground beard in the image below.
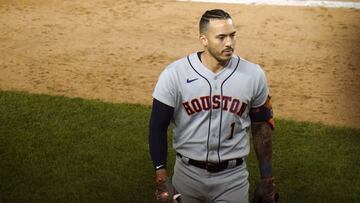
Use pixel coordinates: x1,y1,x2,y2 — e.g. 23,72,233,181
207,46,233,64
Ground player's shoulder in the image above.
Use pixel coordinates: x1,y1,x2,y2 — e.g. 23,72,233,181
156,55,192,82
165,56,189,70
235,55,265,76
161,54,193,76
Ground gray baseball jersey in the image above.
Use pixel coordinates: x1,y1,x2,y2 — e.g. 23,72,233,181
153,52,269,163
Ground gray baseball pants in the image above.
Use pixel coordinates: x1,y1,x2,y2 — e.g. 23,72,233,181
172,155,249,203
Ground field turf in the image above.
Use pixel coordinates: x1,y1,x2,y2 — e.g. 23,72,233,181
0,91,359,202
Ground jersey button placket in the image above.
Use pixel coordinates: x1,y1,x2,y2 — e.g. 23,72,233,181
213,76,218,90
209,77,219,162
209,106,219,162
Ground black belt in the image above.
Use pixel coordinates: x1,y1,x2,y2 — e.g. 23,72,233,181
177,153,243,173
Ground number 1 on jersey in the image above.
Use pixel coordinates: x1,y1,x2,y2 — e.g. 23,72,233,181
228,122,235,139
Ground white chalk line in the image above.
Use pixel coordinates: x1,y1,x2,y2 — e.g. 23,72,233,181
176,0,360,9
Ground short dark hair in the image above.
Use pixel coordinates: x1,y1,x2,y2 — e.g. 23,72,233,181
199,9,232,34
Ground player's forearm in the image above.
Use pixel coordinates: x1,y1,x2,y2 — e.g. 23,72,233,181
149,129,168,170
149,111,169,170
149,99,174,171
251,122,273,178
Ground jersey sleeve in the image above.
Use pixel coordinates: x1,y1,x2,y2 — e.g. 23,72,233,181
252,66,270,108
152,67,177,107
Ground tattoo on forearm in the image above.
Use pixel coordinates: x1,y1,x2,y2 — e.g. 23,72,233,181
251,122,273,178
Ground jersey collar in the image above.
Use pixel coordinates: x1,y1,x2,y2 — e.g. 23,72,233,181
189,52,238,80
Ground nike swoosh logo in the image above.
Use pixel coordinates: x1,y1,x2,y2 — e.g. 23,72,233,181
187,78,199,83
155,165,164,169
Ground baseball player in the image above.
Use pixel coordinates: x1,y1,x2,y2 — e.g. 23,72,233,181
149,9,277,203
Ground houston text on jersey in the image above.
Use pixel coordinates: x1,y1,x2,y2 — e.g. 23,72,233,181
182,95,248,116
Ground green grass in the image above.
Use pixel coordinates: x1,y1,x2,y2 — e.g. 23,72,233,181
0,91,359,203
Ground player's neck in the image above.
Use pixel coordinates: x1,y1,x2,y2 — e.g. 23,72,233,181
201,51,229,73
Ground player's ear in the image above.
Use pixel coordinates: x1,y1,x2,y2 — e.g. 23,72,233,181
199,34,208,47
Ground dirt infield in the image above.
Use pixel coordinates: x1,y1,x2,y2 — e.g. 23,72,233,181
0,0,359,128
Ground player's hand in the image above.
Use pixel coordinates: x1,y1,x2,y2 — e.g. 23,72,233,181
155,169,175,203
156,179,175,203
251,177,279,203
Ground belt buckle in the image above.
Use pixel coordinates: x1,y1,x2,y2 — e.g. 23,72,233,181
205,162,222,173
